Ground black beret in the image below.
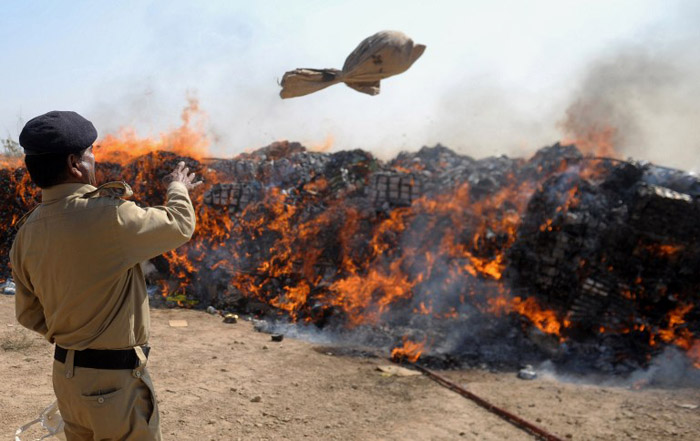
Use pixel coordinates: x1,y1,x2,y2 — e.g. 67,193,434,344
19,111,97,156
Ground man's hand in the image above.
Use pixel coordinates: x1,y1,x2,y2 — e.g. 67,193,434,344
164,161,203,190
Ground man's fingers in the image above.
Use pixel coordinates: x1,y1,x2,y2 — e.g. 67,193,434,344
165,162,203,190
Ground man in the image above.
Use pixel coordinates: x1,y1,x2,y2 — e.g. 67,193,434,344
10,110,201,440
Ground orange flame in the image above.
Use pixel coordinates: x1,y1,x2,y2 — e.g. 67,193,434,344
4,100,696,371
657,304,695,351
0,156,23,169
511,297,570,338
94,97,209,164
642,243,684,258
308,135,334,153
391,337,425,363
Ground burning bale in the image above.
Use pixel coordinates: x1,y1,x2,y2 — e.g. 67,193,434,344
0,167,39,273
366,172,424,208
508,158,700,371
1,139,698,375
204,183,262,211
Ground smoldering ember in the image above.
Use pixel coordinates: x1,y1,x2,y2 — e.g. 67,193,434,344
1,138,699,379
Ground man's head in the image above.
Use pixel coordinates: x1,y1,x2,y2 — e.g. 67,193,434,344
20,111,98,188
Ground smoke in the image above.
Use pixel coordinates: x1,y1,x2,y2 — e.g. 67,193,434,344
431,41,700,172
64,2,700,174
539,347,700,388
560,45,700,171
429,77,562,161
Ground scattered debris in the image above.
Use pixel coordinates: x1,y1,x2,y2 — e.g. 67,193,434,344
376,365,421,377
674,403,698,410
1,279,15,295
223,313,238,324
518,365,538,380
168,320,188,328
14,400,64,441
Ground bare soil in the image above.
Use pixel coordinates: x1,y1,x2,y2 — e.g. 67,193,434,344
1,295,698,441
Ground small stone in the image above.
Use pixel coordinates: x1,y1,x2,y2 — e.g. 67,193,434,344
2,280,16,295
271,334,284,342
518,365,537,380
262,345,269,350
251,396,262,403
206,306,217,314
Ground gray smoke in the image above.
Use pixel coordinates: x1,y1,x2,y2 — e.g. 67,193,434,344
560,46,700,171
539,347,700,388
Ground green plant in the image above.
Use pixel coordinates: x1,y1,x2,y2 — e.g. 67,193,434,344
164,290,199,307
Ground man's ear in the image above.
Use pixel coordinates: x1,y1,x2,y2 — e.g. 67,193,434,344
66,153,84,179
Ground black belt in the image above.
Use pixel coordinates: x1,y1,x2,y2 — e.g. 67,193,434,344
54,345,150,370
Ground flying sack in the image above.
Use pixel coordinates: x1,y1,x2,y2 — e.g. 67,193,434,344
279,30,426,99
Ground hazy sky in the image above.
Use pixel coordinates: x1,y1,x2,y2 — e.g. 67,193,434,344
1,1,699,169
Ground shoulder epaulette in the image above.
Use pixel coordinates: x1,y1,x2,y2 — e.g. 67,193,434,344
14,205,39,230
82,181,134,200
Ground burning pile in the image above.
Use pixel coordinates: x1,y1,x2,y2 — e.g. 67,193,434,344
1,122,698,375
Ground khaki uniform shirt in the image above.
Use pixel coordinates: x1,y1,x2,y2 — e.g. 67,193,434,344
10,181,196,350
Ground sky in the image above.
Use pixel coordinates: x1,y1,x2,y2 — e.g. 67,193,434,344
1,0,699,169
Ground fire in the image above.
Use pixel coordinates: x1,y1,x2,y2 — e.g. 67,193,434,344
0,156,22,169
391,337,425,363
656,304,695,350
270,281,311,320
569,125,618,157
642,243,684,258
560,97,621,158
308,135,334,153
516,300,569,337
3,101,698,372
94,97,209,164
414,301,432,315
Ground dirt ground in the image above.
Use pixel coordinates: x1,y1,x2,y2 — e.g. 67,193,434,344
1,294,698,441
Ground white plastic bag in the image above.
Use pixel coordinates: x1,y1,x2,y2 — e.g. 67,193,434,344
15,400,66,441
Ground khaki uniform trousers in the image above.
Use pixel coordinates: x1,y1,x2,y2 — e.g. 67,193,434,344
52,347,162,441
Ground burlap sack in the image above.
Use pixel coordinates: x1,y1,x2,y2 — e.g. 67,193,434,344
280,30,426,98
